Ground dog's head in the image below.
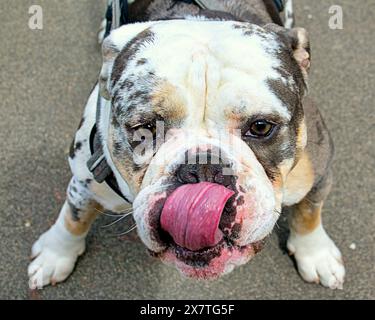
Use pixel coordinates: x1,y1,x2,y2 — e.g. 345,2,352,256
99,19,310,279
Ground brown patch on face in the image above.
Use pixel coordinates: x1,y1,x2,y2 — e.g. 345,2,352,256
151,82,187,122
294,118,307,164
271,170,283,192
118,164,145,195
64,201,102,236
107,129,147,195
284,151,314,199
290,198,322,235
224,104,249,130
102,40,120,61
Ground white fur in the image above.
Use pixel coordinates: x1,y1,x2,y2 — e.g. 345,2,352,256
109,20,292,121
28,202,86,289
287,223,345,289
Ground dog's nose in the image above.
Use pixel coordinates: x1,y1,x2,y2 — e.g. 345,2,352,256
176,163,220,184
176,155,232,186
176,152,232,186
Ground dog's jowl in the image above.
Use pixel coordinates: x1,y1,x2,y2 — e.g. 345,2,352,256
28,0,345,290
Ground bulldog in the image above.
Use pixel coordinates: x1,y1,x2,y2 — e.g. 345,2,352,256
28,0,345,290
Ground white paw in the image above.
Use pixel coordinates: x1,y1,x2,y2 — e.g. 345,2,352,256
287,224,345,290
28,225,85,289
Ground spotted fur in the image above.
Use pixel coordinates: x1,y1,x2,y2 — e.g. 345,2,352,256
29,0,343,289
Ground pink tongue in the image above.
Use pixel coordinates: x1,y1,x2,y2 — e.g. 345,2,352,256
160,182,234,251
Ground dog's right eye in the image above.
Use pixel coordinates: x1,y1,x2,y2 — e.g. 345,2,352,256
129,122,157,143
130,122,156,135
142,123,157,136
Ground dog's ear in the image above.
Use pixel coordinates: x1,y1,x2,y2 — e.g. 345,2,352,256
285,27,310,78
265,24,311,81
99,22,155,100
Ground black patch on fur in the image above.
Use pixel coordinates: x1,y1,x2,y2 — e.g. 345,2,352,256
233,23,269,38
111,29,155,85
69,140,83,159
197,9,241,22
265,25,308,94
127,90,149,105
229,223,242,241
132,162,145,172
68,201,81,222
136,58,148,66
75,141,82,151
113,141,123,153
267,78,300,114
120,79,135,91
69,138,76,159
77,117,85,130
78,179,92,189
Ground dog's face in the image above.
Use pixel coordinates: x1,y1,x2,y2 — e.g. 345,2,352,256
99,19,311,278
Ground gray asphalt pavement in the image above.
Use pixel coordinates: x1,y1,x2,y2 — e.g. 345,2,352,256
0,0,374,299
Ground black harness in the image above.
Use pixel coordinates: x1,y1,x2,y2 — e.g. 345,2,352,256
86,0,285,204
86,90,132,203
176,0,285,25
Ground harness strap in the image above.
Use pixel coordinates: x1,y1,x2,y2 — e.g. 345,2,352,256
87,121,131,202
175,0,285,26
87,0,132,203
262,0,284,26
104,0,129,39
87,96,110,185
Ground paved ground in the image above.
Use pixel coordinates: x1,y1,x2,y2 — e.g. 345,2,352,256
0,0,374,300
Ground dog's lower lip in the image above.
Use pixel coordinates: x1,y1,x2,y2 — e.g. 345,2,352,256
168,236,247,264
161,236,265,258
172,238,225,254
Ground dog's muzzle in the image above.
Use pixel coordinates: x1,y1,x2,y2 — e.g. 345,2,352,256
133,138,278,279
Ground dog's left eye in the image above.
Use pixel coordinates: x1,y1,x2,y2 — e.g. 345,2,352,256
143,123,156,136
131,122,156,136
244,120,275,138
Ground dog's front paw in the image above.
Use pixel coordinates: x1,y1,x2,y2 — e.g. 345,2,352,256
287,225,345,290
28,225,85,289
